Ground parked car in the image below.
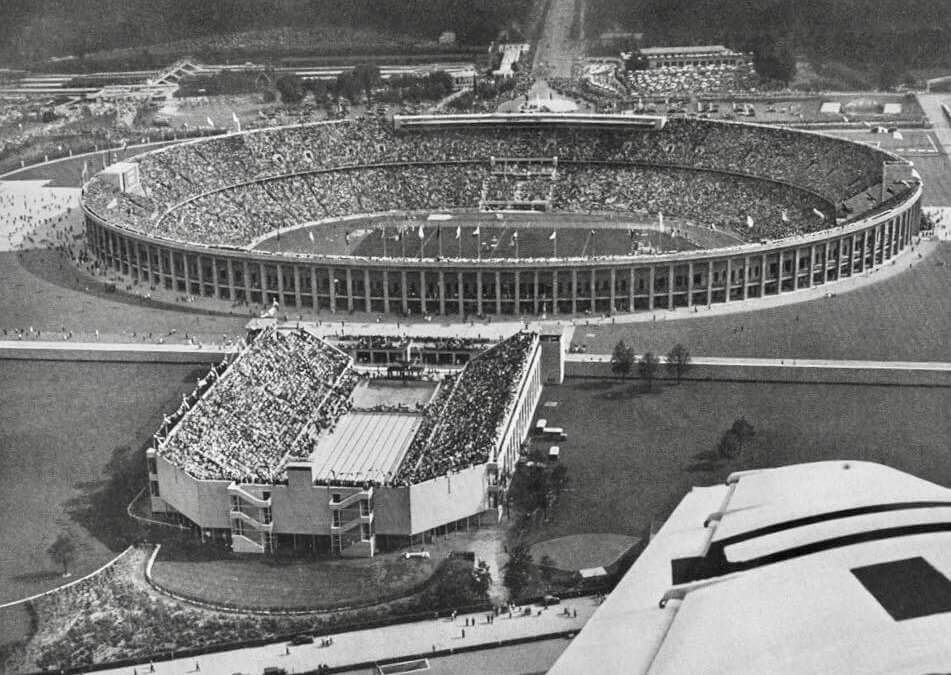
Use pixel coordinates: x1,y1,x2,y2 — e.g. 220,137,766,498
404,550,431,560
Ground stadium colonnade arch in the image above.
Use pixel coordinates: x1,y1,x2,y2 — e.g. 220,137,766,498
81,114,923,318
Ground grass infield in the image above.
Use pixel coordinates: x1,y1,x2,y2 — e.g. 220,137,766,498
0,360,200,606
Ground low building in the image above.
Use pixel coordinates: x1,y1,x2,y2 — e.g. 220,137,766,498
638,45,751,70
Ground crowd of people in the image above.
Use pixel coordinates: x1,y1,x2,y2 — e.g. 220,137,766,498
620,63,754,97
555,165,830,241
158,327,356,483
394,332,535,484
82,115,890,248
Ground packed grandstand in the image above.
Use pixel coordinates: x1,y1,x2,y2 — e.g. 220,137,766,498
82,115,903,250
154,327,537,486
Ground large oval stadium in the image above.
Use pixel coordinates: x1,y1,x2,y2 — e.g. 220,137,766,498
82,113,922,316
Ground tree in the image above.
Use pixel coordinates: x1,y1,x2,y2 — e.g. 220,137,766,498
666,343,692,384
731,418,755,454
638,352,660,391
426,558,491,609
504,543,534,597
48,533,76,577
275,74,305,105
717,418,755,460
610,340,635,379
539,554,556,590
717,429,740,460
549,464,568,499
352,63,382,103
751,37,796,85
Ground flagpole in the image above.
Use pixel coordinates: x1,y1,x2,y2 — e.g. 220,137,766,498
478,229,482,261
382,224,387,258
438,226,443,258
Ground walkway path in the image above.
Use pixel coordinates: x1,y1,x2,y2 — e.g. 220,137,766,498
568,352,951,373
95,599,596,675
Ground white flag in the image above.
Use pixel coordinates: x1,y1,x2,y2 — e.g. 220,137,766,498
658,211,664,229
308,231,315,243
812,208,825,219
206,116,215,128
418,224,424,239
231,111,241,132
746,215,754,228
455,225,461,239
549,230,557,240
781,209,790,223
472,225,480,237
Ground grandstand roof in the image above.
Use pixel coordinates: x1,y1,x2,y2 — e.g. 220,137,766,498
309,412,420,484
549,461,951,674
640,45,741,56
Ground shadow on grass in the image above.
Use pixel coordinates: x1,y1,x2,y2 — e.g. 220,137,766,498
11,250,238,318
686,448,729,473
64,443,151,553
595,382,667,400
571,380,618,391
10,571,64,584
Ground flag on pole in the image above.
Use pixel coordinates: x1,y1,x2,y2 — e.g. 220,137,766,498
510,231,519,246
549,230,557,240
746,215,754,228
472,225,480,236
781,209,790,223
812,208,825,219
455,225,461,239
658,211,664,230
308,231,315,243
232,111,241,133
206,116,215,128
417,224,424,239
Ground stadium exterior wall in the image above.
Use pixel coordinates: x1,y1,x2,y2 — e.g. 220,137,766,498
147,339,543,556
83,186,921,317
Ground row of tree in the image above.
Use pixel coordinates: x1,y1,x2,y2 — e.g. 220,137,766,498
274,66,456,106
610,341,691,390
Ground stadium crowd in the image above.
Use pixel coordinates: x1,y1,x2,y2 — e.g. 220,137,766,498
556,165,830,240
83,116,890,248
394,332,535,484
158,327,356,483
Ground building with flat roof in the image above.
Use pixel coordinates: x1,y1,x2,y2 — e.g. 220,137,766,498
638,44,751,70
551,460,951,673
147,326,544,556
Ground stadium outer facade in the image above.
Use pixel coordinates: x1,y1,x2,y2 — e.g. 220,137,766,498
82,114,922,318
146,330,548,557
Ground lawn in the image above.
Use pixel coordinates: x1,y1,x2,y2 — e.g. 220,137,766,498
150,550,437,611
522,379,951,545
0,360,200,606
0,250,249,342
579,242,951,361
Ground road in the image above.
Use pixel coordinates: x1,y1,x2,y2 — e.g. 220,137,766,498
532,0,585,79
